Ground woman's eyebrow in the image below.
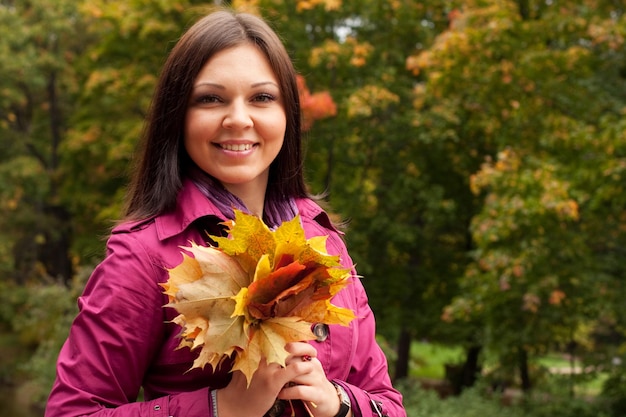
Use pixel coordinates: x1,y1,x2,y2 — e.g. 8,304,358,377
193,81,279,89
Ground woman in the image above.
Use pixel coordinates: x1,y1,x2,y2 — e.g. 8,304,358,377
45,9,405,417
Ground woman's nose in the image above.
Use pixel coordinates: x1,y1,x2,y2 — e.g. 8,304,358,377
222,100,253,129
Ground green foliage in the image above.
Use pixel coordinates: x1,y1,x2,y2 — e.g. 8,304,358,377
398,379,612,417
412,0,626,387
400,380,525,417
11,283,76,348
0,0,90,283
526,376,612,417
0,269,87,407
600,365,626,417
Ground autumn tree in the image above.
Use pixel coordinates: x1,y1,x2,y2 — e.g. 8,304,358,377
0,1,92,284
411,0,626,391
60,0,208,261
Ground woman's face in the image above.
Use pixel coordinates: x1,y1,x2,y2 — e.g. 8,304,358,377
184,43,286,196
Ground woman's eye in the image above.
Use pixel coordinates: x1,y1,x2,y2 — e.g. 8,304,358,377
195,95,221,104
253,93,276,103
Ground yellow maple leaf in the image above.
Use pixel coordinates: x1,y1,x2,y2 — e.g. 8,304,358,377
213,210,275,274
163,210,355,386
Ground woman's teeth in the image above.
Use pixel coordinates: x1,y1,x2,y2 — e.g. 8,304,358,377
220,143,253,151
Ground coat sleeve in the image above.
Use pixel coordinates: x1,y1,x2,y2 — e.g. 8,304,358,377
44,231,212,417
326,230,406,417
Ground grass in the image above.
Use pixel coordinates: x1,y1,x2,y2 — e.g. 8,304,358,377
537,353,575,369
409,341,464,379
535,353,608,396
407,342,609,398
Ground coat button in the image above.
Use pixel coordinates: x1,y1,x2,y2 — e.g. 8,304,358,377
312,323,329,342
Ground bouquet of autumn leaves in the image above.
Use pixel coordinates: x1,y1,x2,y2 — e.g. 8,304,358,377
161,209,355,385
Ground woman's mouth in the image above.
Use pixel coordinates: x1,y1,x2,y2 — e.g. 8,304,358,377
217,143,255,151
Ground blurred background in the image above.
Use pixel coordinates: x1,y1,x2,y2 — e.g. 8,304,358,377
1,1,626,416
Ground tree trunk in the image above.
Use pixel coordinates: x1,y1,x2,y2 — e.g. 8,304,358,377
444,345,482,395
518,0,530,20
518,347,532,392
394,328,411,381
461,345,482,388
12,204,73,285
41,204,73,285
323,138,335,197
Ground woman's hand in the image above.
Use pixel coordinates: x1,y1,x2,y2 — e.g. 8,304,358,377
277,342,346,417
216,342,329,417
216,359,287,417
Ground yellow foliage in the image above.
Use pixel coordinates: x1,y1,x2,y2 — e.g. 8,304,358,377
309,40,341,68
347,85,400,118
297,0,342,12
231,0,261,14
588,20,625,50
346,37,373,67
309,38,372,69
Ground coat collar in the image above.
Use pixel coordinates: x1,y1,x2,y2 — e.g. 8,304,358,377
154,178,224,241
115,178,339,241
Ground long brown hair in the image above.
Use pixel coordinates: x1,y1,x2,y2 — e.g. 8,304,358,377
123,10,306,221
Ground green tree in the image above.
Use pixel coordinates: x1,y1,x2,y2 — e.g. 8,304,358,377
0,0,91,284
411,0,626,391
60,0,206,260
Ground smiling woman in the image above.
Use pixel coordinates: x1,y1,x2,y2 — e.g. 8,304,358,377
44,7,405,417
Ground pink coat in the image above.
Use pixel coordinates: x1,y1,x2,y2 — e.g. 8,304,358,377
45,180,405,417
